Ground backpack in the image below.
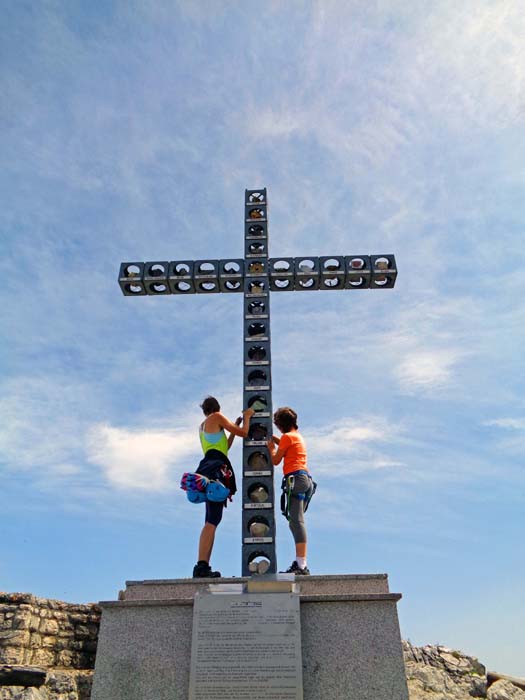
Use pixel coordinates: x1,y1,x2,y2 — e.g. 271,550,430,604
206,480,230,502
180,472,210,504
180,449,237,506
180,472,209,493
186,489,208,504
180,472,230,504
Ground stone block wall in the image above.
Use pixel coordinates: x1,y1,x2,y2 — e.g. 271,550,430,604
0,593,100,699
0,594,100,670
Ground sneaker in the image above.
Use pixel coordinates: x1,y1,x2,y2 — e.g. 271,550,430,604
282,560,300,573
281,560,310,575
192,561,221,578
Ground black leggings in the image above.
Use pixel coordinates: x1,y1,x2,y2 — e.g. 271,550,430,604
205,500,224,527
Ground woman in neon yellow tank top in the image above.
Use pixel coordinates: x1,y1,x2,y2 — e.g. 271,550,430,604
193,396,254,578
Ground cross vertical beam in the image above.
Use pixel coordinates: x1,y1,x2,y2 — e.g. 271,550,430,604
241,189,277,574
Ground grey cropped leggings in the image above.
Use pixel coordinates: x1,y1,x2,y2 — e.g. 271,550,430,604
288,473,312,544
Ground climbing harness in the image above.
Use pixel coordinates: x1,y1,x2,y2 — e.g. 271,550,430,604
280,474,294,521
280,472,317,520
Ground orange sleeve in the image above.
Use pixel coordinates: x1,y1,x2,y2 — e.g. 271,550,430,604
279,433,291,453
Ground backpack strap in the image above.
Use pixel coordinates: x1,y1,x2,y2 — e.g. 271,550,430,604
219,466,235,502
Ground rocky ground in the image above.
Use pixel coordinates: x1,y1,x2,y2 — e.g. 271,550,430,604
0,671,92,700
403,641,525,700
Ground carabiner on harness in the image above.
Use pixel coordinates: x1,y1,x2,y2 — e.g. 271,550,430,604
280,475,295,521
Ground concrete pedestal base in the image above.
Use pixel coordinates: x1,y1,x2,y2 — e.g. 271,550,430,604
92,574,408,700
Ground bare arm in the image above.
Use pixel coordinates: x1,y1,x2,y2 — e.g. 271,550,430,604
217,409,254,438
266,437,286,466
227,417,243,448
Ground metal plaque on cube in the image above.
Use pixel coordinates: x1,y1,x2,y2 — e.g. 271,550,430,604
189,591,303,700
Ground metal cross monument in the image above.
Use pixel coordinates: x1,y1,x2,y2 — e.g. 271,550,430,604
118,188,397,576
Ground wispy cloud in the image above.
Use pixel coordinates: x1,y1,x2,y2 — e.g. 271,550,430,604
380,296,481,397
242,1,525,153
81,392,244,496
483,417,525,456
0,375,90,473
0,367,244,501
272,293,475,400
307,415,406,476
394,348,465,392
484,418,525,431
85,424,198,491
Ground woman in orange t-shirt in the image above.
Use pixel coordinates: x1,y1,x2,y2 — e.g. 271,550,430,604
267,407,314,575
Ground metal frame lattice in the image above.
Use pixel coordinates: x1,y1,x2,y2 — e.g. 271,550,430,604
241,188,276,575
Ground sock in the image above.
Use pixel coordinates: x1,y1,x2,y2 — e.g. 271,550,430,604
296,556,307,569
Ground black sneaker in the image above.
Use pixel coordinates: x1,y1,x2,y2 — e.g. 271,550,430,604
192,561,221,578
295,565,310,576
281,560,310,575
282,560,300,573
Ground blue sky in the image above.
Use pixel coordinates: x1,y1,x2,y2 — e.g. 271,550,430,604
1,0,524,677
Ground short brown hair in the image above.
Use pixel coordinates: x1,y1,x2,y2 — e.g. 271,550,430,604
200,396,220,416
273,407,298,433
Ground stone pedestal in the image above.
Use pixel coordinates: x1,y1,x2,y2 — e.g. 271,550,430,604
91,574,408,700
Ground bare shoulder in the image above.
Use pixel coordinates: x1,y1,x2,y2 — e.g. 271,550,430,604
204,413,223,431
214,412,232,429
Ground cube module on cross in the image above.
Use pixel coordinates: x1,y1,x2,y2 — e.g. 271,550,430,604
118,188,398,576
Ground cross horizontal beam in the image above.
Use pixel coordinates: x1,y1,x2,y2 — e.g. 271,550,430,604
118,255,397,296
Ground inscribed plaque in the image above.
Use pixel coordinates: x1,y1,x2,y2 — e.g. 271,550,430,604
189,592,303,700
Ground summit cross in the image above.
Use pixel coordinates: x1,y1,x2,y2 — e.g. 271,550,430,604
118,187,397,575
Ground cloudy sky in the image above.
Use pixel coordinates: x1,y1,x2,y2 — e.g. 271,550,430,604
1,0,524,677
